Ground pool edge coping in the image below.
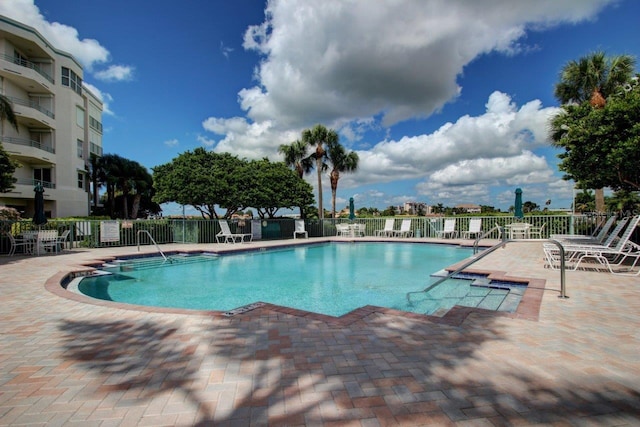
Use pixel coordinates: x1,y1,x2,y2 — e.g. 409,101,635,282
44,240,545,325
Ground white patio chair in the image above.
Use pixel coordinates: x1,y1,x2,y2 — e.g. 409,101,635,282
528,223,546,239
375,219,395,237
391,219,413,237
54,230,71,252
293,220,308,239
335,223,351,236
38,230,59,254
435,219,457,239
5,232,32,256
462,219,482,239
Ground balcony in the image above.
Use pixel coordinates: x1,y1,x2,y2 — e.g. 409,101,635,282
1,136,55,164
15,178,56,189
6,95,54,118
7,178,56,198
0,53,54,93
8,96,55,129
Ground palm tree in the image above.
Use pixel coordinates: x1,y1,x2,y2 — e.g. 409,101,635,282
279,139,314,218
278,139,312,179
127,162,153,219
555,52,635,107
301,124,338,220
554,52,636,212
326,141,359,218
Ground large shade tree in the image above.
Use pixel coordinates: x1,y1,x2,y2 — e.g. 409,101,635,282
241,159,315,218
553,52,636,212
326,140,359,218
153,149,315,219
301,124,338,220
550,77,640,193
152,148,245,219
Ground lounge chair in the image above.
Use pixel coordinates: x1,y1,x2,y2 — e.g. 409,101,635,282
375,219,395,237
551,215,617,245
216,220,252,244
435,219,457,239
293,220,308,239
391,219,413,237
555,217,629,247
544,216,640,274
462,219,482,239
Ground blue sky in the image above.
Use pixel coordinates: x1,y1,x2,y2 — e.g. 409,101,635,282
2,0,639,215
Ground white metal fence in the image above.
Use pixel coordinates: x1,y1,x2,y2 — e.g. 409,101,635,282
0,214,622,255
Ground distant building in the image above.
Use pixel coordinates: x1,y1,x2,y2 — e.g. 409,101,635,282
456,204,482,213
399,202,431,216
0,15,103,218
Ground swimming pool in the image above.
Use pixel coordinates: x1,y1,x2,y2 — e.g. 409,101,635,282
74,242,525,317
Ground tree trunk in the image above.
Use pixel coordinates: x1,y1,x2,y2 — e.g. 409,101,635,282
590,89,606,109
595,188,605,213
330,169,339,219
122,191,129,219
131,194,141,219
316,146,324,220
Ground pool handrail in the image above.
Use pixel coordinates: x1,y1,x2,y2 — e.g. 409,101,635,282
137,230,168,262
406,235,568,304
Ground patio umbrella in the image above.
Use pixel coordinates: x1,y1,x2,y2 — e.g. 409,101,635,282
514,188,524,219
32,182,47,226
348,197,355,220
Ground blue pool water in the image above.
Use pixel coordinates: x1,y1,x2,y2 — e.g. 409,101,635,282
76,242,525,317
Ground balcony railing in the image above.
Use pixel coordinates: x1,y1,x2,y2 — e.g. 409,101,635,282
15,178,56,189
1,136,55,154
0,53,54,84
6,95,54,119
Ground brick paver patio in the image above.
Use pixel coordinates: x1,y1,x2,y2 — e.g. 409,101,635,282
1,238,638,426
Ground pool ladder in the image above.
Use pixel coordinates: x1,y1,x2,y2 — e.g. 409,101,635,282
406,225,568,304
136,230,169,262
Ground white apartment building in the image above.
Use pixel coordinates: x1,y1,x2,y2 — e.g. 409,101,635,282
0,15,103,218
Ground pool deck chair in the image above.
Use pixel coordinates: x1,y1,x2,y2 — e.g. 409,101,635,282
544,215,640,274
293,220,308,239
436,219,457,239
216,220,252,244
462,219,482,239
391,219,413,237
375,219,395,237
551,215,616,244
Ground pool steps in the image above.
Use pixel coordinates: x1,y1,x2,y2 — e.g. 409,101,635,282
101,254,218,272
428,269,526,314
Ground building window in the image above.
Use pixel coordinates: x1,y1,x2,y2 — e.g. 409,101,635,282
77,172,84,190
13,50,27,67
76,106,85,128
77,140,83,158
34,168,52,185
89,116,103,133
62,67,83,95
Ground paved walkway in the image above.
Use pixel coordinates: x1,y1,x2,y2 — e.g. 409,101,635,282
0,238,638,426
